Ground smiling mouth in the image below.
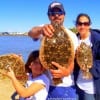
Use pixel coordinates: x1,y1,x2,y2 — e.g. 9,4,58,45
55,18,60,20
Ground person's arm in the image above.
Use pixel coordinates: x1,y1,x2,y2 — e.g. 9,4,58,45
28,26,43,40
50,61,74,78
3,67,45,98
28,24,54,39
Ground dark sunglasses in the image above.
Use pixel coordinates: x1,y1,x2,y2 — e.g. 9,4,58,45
77,22,90,26
48,12,65,16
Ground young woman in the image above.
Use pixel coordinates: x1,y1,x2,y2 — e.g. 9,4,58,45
74,13,100,100
2,50,50,100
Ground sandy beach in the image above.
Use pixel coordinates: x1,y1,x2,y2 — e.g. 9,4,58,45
0,77,19,100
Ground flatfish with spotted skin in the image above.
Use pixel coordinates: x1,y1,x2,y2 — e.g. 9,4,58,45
0,54,28,85
39,23,74,85
76,42,93,79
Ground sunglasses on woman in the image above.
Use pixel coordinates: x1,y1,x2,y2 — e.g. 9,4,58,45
77,22,90,26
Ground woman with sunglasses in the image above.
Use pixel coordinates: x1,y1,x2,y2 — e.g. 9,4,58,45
28,1,78,99
74,13,100,100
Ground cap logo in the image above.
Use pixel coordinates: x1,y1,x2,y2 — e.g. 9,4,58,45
50,2,61,8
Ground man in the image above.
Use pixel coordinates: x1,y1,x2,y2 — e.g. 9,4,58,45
28,1,78,99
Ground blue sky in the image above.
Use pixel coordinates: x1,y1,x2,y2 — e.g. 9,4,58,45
0,0,100,32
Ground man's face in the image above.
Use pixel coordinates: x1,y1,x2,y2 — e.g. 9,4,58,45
48,8,65,25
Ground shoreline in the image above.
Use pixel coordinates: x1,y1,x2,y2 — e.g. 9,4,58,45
0,34,28,36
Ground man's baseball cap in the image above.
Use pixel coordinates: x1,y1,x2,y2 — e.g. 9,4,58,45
47,1,65,15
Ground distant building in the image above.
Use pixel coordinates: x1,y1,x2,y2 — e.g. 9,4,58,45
2,32,9,35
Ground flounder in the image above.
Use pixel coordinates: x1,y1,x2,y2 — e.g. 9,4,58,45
0,54,28,85
76,42,93,79
39,23,74,85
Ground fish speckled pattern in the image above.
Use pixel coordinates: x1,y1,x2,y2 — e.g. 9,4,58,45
40,24,74,85
0,54,28,85
76,42,93,79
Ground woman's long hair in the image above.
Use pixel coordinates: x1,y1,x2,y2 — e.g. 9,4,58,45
25,50,39,73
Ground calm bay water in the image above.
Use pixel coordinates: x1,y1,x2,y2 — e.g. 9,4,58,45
0,36,41,62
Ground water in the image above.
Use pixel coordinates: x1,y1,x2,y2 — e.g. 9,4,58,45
0,36,41,62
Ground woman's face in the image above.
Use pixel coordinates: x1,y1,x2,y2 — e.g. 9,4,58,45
76,16,90,38
29,58,44,77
